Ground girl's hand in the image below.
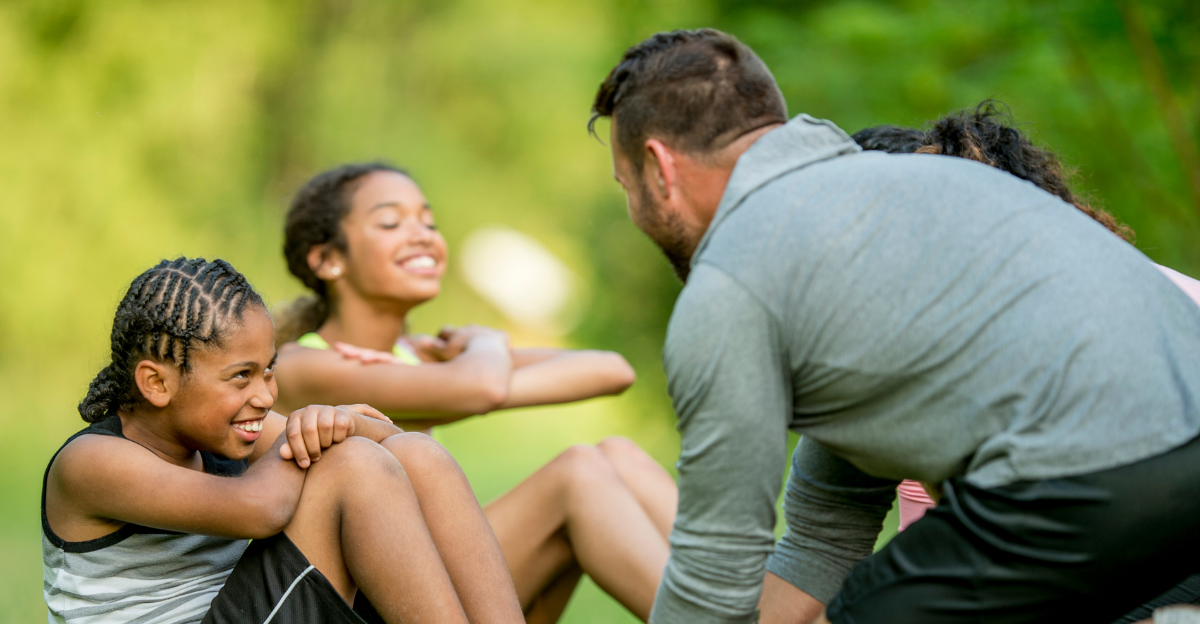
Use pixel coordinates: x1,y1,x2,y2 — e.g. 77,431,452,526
333,341,402,365
401,334,450,362
280,404,362,468
437,324,509,360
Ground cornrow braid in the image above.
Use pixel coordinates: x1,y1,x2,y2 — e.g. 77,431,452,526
78,257,266,423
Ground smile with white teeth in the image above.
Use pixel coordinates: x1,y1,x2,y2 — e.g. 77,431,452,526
233,420,262,433
401,255,437,270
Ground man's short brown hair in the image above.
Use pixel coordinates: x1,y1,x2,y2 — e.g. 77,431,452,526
590,28,788,170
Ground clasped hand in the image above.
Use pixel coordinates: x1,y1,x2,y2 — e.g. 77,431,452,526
278,403,392,468
332,324,509,364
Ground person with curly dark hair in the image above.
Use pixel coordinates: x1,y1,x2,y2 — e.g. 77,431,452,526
853,103,1200,624
590,28,1200,624
43,257,523,624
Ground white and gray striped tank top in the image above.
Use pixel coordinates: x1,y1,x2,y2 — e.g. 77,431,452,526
42,415,250,624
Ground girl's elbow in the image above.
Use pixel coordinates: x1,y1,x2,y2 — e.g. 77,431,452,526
247,490,297,538
475,377,510,412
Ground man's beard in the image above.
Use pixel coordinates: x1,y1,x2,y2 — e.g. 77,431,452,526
635,184,694,283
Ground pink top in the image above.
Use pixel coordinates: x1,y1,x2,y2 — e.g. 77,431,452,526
1157,264,1200,307
896,264,1200,532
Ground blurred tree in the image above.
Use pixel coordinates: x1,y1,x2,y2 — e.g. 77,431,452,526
0,1,1196,622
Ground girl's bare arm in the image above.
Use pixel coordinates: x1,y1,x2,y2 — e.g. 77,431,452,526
47,429,305,541
273,330,513,421
500,349,636,409
48,408,402,542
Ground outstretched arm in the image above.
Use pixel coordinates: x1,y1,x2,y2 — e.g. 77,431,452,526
273,326,513,423
500,349,636,409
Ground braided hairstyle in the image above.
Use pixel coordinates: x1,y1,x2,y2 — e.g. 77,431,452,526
851,100,1135,243
78,257,266,423
276,162,410,347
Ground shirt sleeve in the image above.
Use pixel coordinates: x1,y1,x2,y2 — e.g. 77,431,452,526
765,436,899,604
650,264,793,623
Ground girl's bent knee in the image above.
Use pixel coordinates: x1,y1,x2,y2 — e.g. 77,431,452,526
381,432,460,476
554,444,620,487
596,436,643,458
315,437,404,478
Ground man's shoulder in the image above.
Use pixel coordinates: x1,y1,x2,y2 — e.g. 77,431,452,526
665,264,775,356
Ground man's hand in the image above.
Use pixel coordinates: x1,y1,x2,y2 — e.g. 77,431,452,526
279,404,391,468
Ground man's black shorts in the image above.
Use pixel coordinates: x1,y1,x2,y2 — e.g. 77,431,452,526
827,433,1200,624
202,533,384,624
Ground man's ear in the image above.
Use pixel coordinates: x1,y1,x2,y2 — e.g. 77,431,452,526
644,139,677,201
133,360,177,409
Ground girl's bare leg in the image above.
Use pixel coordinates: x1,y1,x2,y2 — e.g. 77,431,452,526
380,433,524,624
524,562,583,624
282,436,468,624
596,437,678,539
485,444,670,621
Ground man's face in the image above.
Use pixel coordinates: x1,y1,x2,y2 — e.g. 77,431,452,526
610,123,696,282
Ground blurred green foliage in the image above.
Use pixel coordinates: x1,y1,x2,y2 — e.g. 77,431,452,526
1,0,1197,621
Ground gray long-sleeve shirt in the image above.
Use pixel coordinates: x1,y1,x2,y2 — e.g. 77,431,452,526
649,115,1200,623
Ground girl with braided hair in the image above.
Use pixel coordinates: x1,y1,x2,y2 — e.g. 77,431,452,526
43,257,523,624
272,165,678,622
853,101,1200,623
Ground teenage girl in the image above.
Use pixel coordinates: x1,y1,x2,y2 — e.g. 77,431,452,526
852,101,1200,622
42,257,524,624
270,164,679,623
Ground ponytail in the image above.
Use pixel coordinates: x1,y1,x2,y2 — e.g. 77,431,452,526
78,363,126,423
273,295,329,348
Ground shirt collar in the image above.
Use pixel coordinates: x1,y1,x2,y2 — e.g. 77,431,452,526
691,114,861,266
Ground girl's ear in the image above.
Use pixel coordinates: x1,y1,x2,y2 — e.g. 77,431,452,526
307,244,343,281
133,360,177,409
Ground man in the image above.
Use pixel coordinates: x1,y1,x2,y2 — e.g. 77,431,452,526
590,28,1200,624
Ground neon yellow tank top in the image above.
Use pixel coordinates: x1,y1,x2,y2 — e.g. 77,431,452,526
296,332,421,366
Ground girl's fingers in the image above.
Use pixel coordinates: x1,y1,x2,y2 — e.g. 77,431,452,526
333,342,364,360
301,408,323,462
340,403,390,422
285,411,311,468
318,407,334,449
333,417,347,444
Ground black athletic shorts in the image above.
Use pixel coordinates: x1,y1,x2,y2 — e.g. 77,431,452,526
203,533,384,624
826,433,1200,624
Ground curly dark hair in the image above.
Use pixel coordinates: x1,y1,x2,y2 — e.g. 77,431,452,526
590,28,788,171
851,101,1134,243
276,162,409,346
78,257,265,423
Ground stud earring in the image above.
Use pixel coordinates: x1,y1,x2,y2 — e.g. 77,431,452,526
331,267,341,277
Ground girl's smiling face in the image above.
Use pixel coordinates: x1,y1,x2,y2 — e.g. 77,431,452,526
168,306,278,460
336,171,447,305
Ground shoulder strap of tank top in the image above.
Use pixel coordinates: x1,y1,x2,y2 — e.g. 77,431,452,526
297,332,420,366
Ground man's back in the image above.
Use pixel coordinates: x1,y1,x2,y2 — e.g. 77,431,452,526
655,115,1200,620
684,120,1200,487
